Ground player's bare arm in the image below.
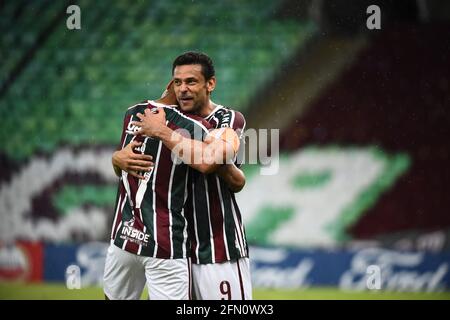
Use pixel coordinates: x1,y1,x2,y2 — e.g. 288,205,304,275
216,164,246,193
112,140,153,179
131,108,238,174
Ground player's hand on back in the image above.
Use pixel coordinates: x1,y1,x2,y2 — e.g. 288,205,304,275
112,140,153,179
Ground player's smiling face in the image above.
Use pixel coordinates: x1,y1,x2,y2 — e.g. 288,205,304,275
173,64,215,114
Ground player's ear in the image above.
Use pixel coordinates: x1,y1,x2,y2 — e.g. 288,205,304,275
165,79,174,91
206,76,216,94
157,79,177,105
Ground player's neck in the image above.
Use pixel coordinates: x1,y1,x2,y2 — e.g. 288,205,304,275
197,99,217,118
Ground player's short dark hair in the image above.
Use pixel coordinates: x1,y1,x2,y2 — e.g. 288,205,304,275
172,51,215,80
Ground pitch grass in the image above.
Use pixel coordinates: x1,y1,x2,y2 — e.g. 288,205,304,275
1,282,449,300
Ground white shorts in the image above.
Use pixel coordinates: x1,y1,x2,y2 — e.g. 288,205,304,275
192,258,252,300
103,244,190,300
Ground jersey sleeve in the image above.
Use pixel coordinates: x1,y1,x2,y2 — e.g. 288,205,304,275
214,109,246,168
117,111,132,151
232,111,246,168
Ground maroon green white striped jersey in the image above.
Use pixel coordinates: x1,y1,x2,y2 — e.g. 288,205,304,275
185,105,249,264
111,100,211,259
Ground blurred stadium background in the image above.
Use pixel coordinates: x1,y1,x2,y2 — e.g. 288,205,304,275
1,0,450,299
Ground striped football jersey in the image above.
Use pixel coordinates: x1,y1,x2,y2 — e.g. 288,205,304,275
186,105,249,264
111,100,211,259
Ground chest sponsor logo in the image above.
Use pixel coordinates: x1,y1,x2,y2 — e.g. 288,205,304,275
126,115,141,135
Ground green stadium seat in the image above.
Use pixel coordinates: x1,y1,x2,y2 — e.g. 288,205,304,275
1,0,315,160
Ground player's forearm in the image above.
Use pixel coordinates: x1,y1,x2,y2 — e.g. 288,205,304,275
217,164,246,193
156,126,227,174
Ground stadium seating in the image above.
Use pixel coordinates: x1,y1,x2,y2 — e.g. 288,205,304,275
0,0,66,86
0,0,315,161
279,24,450,240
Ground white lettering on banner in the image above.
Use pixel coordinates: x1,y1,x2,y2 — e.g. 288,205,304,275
250,246,288,263
340,248,448,292
0,245,28,281
76,242,108,287
251,260,314,288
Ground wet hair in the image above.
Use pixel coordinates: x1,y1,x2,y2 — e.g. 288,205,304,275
172,51,215,80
